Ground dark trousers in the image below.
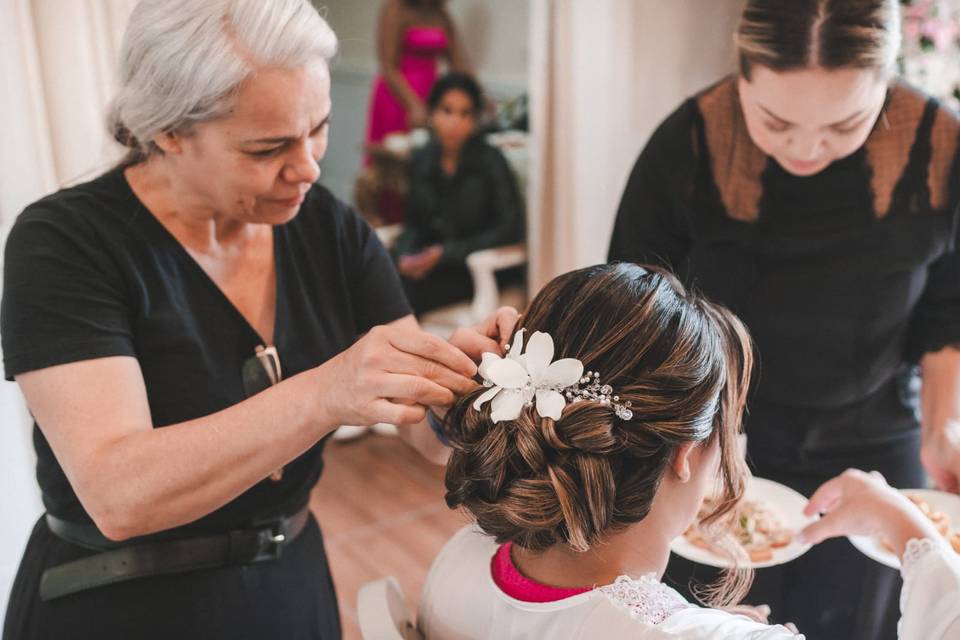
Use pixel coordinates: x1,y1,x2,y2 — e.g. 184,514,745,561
665,376,924,640
3,514,342,640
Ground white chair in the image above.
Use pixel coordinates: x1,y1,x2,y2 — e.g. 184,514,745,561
357,576,423,640
465,243,527,323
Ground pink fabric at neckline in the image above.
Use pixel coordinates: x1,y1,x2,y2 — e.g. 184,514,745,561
490,542,592,603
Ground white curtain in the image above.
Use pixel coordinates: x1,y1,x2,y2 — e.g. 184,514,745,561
526,0,745,290
0,0,135,618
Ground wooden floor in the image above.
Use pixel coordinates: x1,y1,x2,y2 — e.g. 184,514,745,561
309,432,469,640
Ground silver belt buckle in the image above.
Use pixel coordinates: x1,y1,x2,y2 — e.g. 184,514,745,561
253,521,287,561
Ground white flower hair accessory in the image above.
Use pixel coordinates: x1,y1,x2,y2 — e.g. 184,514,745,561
472,329,634,424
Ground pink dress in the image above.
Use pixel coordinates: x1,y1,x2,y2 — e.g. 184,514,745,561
365,26,450,147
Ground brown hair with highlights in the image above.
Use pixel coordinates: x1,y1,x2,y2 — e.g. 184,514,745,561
442,263,754,606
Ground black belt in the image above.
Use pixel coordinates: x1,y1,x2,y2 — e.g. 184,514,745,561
40,507,311,601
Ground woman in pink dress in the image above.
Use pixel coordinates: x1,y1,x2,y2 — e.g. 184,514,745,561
363,0,470,225
367,0,469,146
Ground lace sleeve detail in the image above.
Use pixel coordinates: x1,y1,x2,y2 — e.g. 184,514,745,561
902,537,945,578
598,575,693,625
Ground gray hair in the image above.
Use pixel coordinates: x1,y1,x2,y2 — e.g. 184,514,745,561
109,0,337,163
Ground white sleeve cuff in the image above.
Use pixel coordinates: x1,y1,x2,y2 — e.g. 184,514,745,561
901,537,948,580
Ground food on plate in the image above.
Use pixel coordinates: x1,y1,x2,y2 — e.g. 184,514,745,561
684,496,793,563
950,532,960,554
879,494,960,554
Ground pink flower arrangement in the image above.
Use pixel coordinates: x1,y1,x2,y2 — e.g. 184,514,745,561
900,0,960,109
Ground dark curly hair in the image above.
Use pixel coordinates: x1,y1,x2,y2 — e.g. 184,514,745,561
442,262,754,606
427,71,483,114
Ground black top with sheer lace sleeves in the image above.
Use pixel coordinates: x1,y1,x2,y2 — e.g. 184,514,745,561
0,167,411,534
609,77,960,412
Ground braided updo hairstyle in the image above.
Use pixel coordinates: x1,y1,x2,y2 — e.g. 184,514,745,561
442,263,754,605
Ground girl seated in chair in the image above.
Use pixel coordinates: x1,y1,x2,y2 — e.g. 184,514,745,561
418,263,960,639
393,72,524,315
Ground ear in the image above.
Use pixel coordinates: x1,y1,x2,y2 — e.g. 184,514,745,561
670,442,697,483
152,130,183,155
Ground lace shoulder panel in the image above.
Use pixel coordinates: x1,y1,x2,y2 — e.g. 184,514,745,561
696,77,765,223
864,81,960,217
598,574,693,625
927,97,960,212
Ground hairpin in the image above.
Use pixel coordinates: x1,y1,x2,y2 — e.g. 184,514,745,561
473,329,633,423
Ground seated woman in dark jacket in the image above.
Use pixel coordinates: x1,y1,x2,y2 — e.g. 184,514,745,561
394,72,524,314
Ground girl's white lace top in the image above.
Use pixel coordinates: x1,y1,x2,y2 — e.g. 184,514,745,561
901,536,942,577
897,537,960,640
419,526,804,638
597,574,692,625
418,526,960,639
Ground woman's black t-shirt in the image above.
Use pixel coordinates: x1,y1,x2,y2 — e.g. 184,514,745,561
1,167,411,535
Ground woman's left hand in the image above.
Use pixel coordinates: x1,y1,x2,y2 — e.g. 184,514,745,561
448,306,520,363
799,468,942,558
398,307,519,464
424,306,519,433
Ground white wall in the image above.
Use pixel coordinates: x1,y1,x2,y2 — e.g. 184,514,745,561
0,0,136,619
527,0,743,283
571,0,742,268
316,0,530,202
0,1,52,620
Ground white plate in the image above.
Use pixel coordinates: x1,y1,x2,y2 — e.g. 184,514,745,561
670,477,817,569
849,489,960,569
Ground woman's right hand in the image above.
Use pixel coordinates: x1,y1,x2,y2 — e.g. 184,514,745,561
317,320,477,428
407,100,428,129
723,604,770,624
799,469,942,558
921,419,960,494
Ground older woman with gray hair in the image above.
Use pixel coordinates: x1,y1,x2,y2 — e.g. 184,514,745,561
0,1,512,638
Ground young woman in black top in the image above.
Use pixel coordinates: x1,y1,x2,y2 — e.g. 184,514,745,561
608,1,960,639
0,2,515,638
394,72,525,314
